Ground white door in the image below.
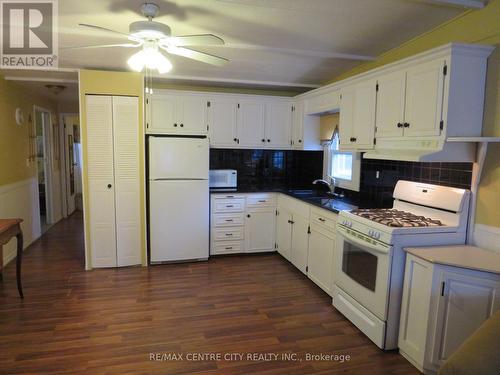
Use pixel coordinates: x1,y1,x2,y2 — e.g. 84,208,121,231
352,80,377,149
404,58,446,137
112,96,141,267
292,102,304,149
149,137,209,179
237,99,266,148
265,101,292,149
150,180,209,262
177,95,208,135
431,270,500,367
85,95,117,268
147,94,177,134
208,97,238,147
64,115,79,215
245,209,276,252
308,227,335,295
375,71,406,138
339,87,355,148
290,214,309,274
276,208,292,261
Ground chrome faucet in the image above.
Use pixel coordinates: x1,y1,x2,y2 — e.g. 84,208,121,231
312,178,344,198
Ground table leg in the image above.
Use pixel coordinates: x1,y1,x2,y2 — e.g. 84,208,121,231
16,231,23,298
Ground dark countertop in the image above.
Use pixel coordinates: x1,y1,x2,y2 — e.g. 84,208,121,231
210,187,358,214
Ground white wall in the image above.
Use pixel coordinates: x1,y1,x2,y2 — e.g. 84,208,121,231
0,178,41,265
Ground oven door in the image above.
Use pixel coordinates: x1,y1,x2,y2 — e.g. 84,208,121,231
335,225,392,321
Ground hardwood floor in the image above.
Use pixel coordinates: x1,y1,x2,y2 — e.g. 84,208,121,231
0,212,419,374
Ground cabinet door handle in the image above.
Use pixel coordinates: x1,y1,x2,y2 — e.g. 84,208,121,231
267,139,270,142
225,246,233,250
233,138,237,142
247,214,251,218
180,123,184,127
226,205,234,208
298,139,302,143
258,200,267,203
318,217,326,222
441,281,446,296
397,123,403,128
225,219,234,222
225,233,233,236
107,184,112,189
261,138,265,142
174,123,178,127
403,122,410,128
350,137,357,142
225,195,235,198
288,220,294,224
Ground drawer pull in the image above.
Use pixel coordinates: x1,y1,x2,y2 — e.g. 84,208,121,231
226,205,234,208
225,219,234,222
288,220,295,224
318,218,326,222
258,200,267,203
225,233,233,236
226,195,235,198
225,246,233,250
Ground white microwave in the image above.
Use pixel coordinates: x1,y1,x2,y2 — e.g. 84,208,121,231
209,169,237,189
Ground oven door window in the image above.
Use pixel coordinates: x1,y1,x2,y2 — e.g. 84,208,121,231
342,241,378,292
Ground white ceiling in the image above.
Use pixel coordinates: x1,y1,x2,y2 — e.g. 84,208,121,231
55,0,469,88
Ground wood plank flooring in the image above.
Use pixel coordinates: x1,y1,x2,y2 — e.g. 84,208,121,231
0,213,419,374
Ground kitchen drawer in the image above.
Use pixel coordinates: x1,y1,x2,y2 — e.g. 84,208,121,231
246,193,276,208
212,227,244,241
212,193,243,200
210,241,244,255
212,213,245,227
212,198,245,213
310,208,337,233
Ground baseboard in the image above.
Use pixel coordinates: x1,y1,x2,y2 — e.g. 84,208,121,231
472,223,500,253
0,177,41,265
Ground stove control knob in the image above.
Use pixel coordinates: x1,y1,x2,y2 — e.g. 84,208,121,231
368,230,373,237
376,232,381,239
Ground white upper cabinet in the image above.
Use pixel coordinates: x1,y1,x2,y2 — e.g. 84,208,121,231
339,79,377,150
237,99,266,148
375,71,406,138
208,97,238,148
146,92,207,135
403,58,446,137
265,101,292,148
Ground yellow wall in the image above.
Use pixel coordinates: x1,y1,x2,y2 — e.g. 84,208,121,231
79,69,146,268
0,75,59,186
326,1,500,228
319,113,339,141
152,82,301,96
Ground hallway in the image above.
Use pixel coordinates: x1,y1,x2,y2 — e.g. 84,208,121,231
0,214,418,374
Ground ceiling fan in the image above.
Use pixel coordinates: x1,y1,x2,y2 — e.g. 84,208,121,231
69,2,228,74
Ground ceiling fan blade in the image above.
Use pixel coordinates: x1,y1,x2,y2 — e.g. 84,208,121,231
62,43,141,50
168,34,225,47
163,46,228,66
78,23,134,39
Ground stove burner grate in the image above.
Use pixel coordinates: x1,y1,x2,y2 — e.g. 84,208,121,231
351,209,443,227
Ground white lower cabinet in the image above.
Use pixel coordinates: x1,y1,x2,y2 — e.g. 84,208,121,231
398,253,500,374
290,214,310,275
308,226,335,295
210,193,276,255
276,207,293,261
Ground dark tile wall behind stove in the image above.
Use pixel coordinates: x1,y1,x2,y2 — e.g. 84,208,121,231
210,149,324,189
360,160,473,207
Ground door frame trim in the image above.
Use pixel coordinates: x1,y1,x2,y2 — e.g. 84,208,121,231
59,112,80,218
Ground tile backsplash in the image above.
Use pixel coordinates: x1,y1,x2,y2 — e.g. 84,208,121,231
360,159,473,207
210,149,324,189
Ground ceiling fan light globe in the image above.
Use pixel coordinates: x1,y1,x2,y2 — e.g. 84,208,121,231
155,53,172,74
127,50,146,72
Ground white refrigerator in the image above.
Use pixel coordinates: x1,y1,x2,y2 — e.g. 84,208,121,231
149,136,209,262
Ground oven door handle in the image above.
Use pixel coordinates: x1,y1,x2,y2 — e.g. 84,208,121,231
337,226,391,255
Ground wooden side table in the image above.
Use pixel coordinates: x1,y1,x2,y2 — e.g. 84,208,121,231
0,219,24,298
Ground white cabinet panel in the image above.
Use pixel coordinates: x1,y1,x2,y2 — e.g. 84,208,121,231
291,101,304,149
245,209,276,253
237,99,266,148
112,96,141,267
352,80,377,149
177,95,208,135
265,102,292,148
404,58,445,137
375,71,406,138
276,208,292,261
308,227,335,295
339,87,355,148
290,214,309,274
208,97,238,147
148,94,176,134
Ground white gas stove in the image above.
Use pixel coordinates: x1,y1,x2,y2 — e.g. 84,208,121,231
333,180,470,350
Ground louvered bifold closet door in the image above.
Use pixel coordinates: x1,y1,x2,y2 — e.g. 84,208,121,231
85,95,117,268
112,96,141,267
